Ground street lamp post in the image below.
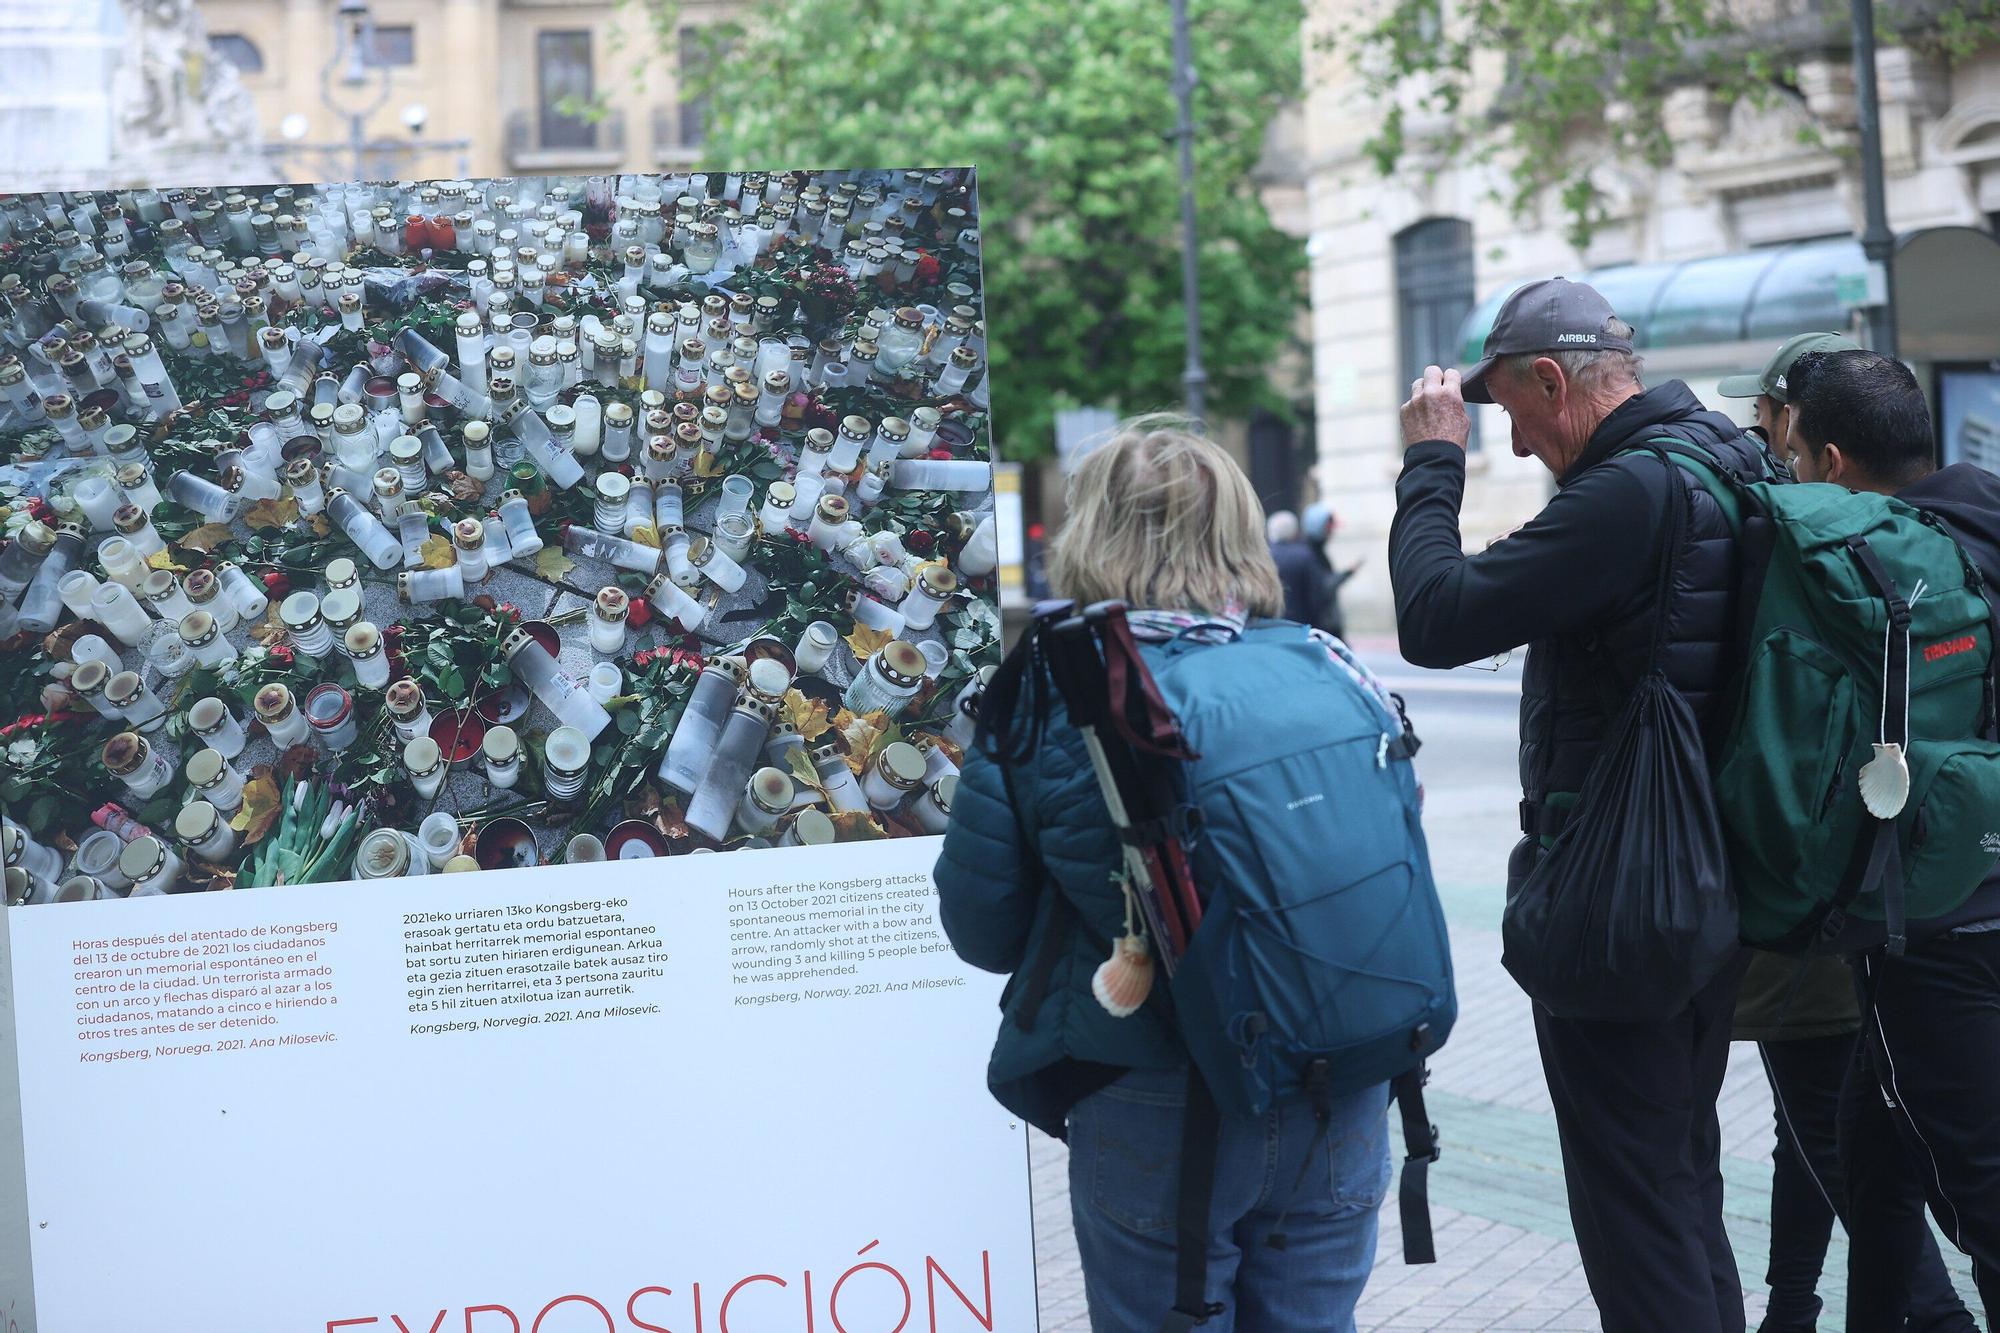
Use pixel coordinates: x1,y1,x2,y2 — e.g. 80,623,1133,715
1851,0,1899,357
268,0,470,182
1170,0,1208,424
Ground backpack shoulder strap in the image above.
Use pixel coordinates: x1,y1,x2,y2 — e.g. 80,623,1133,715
1627,435,1747,535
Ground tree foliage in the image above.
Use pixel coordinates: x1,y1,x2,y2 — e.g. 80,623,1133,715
650,0,1307,459
1334,0,2000,249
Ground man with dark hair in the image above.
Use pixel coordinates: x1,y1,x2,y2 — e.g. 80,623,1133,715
1786,347,2000,1322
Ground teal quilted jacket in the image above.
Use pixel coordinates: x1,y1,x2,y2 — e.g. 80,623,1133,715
933,696,1185,1140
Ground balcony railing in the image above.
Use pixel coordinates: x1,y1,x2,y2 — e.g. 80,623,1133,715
505,106,626,172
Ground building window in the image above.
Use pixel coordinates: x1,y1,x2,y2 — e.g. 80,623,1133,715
363,24,416,68
678,27,713,148
208,34,264,75
537,30,596,150
1395,217,1479,449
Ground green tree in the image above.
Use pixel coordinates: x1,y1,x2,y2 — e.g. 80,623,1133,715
1336,0,2000,249
657,0,1306,460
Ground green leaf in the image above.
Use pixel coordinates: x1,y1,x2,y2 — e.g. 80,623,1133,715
480,661,512,688
616,708,642,736
439,668,466,697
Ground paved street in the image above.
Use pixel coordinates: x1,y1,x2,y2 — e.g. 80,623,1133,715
1028,640,1991,1332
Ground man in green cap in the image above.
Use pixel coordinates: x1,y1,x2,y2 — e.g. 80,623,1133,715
1717,331,1859,463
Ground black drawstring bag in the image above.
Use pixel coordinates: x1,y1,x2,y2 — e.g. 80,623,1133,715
1501,454,1740,1021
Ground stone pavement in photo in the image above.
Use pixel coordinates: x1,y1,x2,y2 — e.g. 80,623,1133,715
1021,654,1991,1331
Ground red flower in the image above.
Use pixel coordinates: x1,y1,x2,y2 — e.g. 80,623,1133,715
914,255,942,286
26,498,53,523
905,530,936,554
223,392,247,408
627,597,652,629
262,571,290,597
632,648,658,668
499,603,521,622
270,644,294,666
927,447,954,461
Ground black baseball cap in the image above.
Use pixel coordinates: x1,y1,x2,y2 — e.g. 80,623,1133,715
1461,278,1635,404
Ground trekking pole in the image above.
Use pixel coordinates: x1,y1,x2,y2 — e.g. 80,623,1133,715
1043,609,1197,970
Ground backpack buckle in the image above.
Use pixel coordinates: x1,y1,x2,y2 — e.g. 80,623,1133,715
1407,1127,1443,1166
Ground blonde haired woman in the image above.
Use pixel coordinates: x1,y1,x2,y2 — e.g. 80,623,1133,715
935,417,1402,1332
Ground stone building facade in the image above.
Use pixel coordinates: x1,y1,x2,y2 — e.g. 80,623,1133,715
1303,1,2000,632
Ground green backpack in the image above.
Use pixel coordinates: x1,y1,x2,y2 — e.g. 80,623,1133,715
1646,439,2000,954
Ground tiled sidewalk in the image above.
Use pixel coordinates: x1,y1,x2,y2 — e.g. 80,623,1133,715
1027,922,1990,1330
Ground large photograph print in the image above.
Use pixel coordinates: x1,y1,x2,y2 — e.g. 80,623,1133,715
0,169,996,900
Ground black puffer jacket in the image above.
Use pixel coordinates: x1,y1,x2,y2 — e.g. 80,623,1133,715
1390,382,1767,891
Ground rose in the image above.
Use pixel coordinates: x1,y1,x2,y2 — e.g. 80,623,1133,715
914,255,941,286
627,597,652,629
928,447,954,461
262,571,291,597
270,644,295,666
905,531,936,554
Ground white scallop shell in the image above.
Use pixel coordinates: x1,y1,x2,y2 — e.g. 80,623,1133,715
1859,742,1911,820
1091,934,1154,1019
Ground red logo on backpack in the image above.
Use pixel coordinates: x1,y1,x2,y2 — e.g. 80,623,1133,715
1923,635,1979,664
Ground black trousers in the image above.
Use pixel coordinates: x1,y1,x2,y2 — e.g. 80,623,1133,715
1755,1035,1973,1333
1841,931,2000,1327
1534,956,1749,1333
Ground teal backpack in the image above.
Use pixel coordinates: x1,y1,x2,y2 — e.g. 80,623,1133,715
1646,439,2000,953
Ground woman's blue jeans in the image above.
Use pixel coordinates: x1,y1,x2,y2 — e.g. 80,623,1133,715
1065,1064,1389,1332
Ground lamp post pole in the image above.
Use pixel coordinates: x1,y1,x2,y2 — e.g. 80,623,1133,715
1170,0,1208,423
1851,0,1899,357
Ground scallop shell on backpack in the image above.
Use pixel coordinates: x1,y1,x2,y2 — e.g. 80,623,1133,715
1091,934,1154,1018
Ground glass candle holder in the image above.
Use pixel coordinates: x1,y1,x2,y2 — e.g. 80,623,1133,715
58,568,101,620
305,682,357,750
352,828,412,880
163,471,243,523
688,536,746,593
73,475,122,531
658,656,745,794
589,588,630,655
843,640,927,719
902,563,958,631
463,421,494,481
327,488,401,570
399,566,466,604
416,812,461,872
718,474,755,521
641,571,706,633
563,524,663,575
217,561,269,623
116,462,162,511
588,662,623,706
453,518,489,583
187,695,246,759
390,434,426,491
96,534,149,590
497,490,544,559
71,633,122,676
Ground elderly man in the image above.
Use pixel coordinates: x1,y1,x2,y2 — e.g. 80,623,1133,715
1389,278,1766,1332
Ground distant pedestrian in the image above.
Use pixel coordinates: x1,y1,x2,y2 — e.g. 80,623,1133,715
1716,330,1858,469
938,418,1416,1332
1301,503,1359,640
1391,277,1763,1331
1267,508,1323,627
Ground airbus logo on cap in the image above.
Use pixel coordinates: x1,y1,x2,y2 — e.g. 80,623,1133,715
1555,332,1598,345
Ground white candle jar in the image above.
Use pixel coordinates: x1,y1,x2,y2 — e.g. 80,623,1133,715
542,726,590,800
913,774,957,834
345,622,391,688
482,725,520,789
594,472,631,536
385,679,432,744
186,747,246,814
399,566,467,604
58,568,101,620
403,737,446,799
138,569,192,625
503,629,612,738
255,683,310,750
902,563,958,631
863,741,927,811
118,836,181,896
178,611,237,668
187,695,246,759
688,536,746,593
175,800,237,862
105,670,166,729
590,587,630,655
843,640,927,719
103,731,174,799
280,591,334,657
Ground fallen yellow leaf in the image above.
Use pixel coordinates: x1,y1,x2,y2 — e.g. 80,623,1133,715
827,810,886,842
418,535,456,570
693,447,722,477
628,523,661,549
248,604,288,648
785,745,829,799
835,708,891,776
178,523,235,554
229,775,283,844
783,688,832,741
144,549,187,573
242,497,301,532
844,623,894,660
535,547,576,582
307,513,332,537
